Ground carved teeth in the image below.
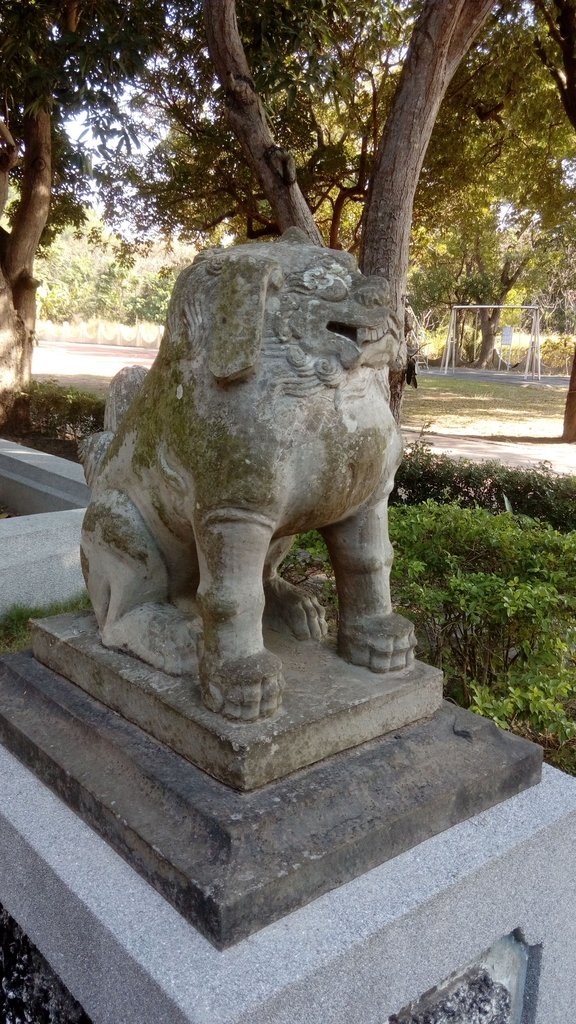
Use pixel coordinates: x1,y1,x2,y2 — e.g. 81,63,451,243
358,326,385,345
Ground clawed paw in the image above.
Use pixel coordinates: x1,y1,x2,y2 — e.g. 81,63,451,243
264,576,328,641
338,612,416,673
200,649,284,721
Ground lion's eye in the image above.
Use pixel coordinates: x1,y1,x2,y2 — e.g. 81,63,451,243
206,259,224,276
317,278,349,301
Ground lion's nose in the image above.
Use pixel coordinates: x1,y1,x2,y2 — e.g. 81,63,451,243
356,285,388,309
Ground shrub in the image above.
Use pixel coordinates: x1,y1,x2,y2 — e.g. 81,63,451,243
7,380,105,441
389,502,576,763
392,442,576,532
290,502,576,768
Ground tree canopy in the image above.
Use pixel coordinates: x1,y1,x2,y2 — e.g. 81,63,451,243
0,0,170,420
97,1,415,249
5,0,576,431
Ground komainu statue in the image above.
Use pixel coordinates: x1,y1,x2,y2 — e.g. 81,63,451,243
80,228,416,721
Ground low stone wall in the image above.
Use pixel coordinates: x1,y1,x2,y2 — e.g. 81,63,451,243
0,440,89,515
37,318,163,349
0,509,85,613
0,441,88,614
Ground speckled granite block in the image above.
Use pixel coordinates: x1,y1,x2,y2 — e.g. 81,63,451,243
0,747,574,1023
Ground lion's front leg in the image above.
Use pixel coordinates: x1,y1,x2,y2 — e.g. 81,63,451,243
321,497,416,673
194,509,284,721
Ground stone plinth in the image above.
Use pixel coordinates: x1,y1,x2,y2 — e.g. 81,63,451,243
31,611,443,790
0,649,541,948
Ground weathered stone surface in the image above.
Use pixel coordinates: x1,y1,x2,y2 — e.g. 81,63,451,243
31,611,443,790
79,230,417,722
0,651,542,949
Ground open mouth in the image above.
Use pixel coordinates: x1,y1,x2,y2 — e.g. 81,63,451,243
326,322,386,346
326,321,358,343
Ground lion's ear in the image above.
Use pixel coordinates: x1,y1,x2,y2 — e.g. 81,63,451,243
209,256,282,383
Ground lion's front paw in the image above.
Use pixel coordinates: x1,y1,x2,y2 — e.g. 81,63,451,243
338,612,416,673
200,649,284,721
264,576,328,641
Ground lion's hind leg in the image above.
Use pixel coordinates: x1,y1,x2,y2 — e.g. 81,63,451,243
263,537,328,641
81,490,200,675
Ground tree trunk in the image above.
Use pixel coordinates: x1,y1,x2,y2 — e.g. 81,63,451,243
475,307,502,368
562,346,576,441
359,0,494,419
203,0,323,245
0,271,27,424
532,5,576,441
204,0,494,420
0,107,52,425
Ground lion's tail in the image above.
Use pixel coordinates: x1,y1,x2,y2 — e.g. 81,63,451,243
79,365,149,487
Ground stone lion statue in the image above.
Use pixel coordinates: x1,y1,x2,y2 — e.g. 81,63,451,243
80,228,416,721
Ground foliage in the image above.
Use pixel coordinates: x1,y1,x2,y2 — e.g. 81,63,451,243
36,215,194,324
389,501,576,761
392,442,576,532
0,0,170,235
0,594,90,654
96,1,416,248
289,497,576,769
8,381,104,442
407,5,576,353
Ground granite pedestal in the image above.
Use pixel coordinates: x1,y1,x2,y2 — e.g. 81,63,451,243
0,747,574,1023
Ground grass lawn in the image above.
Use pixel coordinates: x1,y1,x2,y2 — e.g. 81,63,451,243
401,375,567,438
0,595,90,654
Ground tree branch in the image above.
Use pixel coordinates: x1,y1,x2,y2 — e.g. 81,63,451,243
203,0,323,244
360,0,494,295
0,119,16,151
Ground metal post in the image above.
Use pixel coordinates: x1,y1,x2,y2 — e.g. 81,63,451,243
442,308,456,374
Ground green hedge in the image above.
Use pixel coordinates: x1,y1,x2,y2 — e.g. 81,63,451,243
389,502,576,764
392,442,576,532
292,502,576,770
7,381,105,441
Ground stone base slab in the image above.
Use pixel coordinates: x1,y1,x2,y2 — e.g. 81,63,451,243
0,651,541,948
31,611,443,790
0,745,574,1023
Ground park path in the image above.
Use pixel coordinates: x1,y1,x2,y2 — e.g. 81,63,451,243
402,428,576,477
33,339,576,477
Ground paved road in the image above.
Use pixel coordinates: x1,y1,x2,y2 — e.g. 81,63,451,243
33,339,157,393
32,339,576,476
